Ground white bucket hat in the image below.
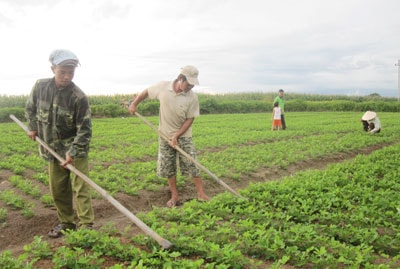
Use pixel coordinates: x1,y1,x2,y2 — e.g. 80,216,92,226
362,111,376,121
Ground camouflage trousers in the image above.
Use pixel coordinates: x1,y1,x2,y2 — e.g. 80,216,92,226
48,158,94,226
157,137,201,178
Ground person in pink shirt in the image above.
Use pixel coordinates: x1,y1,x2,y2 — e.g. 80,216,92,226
271,102,282,131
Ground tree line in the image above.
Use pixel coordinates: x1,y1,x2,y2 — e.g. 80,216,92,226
0,92,399,123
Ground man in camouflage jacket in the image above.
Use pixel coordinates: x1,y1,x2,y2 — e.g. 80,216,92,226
25,49,94,238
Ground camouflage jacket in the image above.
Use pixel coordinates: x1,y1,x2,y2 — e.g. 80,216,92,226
25,78,92,160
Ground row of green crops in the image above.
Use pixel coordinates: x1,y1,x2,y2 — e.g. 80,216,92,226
81,111,399,194
139,142,400,267
0,112,399,195
1,137,400,267
1,112,400,267
0,190,35,218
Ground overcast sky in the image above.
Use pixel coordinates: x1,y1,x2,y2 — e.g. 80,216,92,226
1,0,399,97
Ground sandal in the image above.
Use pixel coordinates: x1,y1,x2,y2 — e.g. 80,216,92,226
166,199,177,208
78,223,93,230
48,223,76,238
166,199,182,208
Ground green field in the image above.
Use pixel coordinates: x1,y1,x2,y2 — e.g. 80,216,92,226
1,112,400,268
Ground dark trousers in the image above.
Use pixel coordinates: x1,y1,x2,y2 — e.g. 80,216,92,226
281,114,286,130
362,120,380,133
49,158,94,226
362,120,369,131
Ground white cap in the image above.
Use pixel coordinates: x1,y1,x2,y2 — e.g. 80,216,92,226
180,65,199,85
49,49,80,67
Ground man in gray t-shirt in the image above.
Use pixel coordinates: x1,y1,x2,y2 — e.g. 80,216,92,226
129,65,210,207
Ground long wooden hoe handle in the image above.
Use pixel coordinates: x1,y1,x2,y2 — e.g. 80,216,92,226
134,112,246,199
9,114,173,249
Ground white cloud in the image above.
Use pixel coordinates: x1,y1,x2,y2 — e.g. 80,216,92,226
0,0,399,97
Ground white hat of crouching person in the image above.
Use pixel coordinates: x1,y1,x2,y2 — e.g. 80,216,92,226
362,111,377,121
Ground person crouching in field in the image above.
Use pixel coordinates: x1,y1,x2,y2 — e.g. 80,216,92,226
361,111,381,134
271,102,282,131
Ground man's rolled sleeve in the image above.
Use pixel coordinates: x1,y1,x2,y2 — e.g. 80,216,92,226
25,82,39,131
